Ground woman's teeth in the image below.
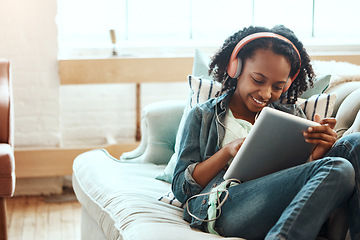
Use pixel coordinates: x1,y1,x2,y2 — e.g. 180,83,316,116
252,96,266,105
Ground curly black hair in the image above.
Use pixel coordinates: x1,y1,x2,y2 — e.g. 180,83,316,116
209,25,315,104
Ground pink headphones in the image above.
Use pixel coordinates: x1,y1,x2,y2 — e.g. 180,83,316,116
227,32,301,93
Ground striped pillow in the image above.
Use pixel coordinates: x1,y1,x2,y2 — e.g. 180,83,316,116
158,190,185,208
298,93,337,121
188,75,222,108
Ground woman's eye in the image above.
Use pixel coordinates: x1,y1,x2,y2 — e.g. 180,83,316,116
274,85,284,91
252,77,262,84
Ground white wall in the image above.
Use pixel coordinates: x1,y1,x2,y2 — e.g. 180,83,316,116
60,82,188,147
0,0,60,147
0,0,189,149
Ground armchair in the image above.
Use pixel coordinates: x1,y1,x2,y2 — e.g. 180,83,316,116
0,59,15,240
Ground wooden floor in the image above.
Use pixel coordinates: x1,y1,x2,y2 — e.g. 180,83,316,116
5,195,81,240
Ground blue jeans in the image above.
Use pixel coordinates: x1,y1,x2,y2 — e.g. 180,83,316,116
215,133,360,240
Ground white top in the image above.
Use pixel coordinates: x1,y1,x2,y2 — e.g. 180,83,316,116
221,108,253,148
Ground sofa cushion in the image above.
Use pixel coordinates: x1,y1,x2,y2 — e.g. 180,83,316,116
120,100,185,165
73,149,242,240
0,143,15,196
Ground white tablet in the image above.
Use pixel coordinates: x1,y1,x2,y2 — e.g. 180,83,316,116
223,107,320,182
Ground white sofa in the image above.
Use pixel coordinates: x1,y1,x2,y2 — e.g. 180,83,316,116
72,59,360,240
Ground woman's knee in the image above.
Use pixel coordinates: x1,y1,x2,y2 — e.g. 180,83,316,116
328,133,360,161
314,157,355,190
336,132,360,148
326,157,355,190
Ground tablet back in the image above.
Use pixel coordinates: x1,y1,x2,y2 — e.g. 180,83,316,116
223,107,319,182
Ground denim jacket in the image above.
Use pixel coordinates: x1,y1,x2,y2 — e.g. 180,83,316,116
171,89,306,231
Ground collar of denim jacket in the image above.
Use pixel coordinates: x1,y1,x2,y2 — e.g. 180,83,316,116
217,89,234,112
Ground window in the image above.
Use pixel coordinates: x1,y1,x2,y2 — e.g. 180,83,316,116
57,0,360,57
253,0,313,38
314,0,360,41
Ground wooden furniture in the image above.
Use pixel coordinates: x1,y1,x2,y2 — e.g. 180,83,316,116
0,59,15,240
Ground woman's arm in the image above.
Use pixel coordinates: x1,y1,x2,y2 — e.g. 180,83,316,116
172,107,206,203
172,104,244,202
193,138,245,188
303,114,337,161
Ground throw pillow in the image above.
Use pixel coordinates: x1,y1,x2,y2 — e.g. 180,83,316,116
192,48,214,80
158,190,185,208
297,93,337,121
189,75,222,108
300,75,331,99
155,75,222,183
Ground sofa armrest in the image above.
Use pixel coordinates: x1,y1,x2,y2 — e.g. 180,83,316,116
334,88,360,139
120,100,186,165
326,81,360,117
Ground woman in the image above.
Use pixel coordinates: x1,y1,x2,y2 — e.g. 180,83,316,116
172,25,360,240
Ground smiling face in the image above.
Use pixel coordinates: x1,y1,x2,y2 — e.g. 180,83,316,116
229,48,291,123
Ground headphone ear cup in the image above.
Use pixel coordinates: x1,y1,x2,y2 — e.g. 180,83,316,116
282,78,294,93
234,58,242,78
227,58,243,78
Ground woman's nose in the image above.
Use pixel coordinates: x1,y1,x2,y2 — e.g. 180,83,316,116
259,86,272,100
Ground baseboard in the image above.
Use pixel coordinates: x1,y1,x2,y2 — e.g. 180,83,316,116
14,142,140,178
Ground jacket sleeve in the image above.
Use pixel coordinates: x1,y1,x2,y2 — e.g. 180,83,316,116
171,107,204,203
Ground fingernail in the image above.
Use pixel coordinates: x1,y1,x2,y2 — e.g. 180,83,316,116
308,127,313,132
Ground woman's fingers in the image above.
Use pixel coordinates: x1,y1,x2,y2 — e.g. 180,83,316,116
304,132,336,145
313,114,337,130
307,125,337,137
304,115,337,160
319,118,337,129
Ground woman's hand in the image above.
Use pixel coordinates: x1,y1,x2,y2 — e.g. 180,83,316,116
224,138,246,158
192,138,245,188
303,114,337,161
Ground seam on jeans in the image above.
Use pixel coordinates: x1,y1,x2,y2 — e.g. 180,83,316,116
279,160,335,238
265,233,287,240
343,140,360,210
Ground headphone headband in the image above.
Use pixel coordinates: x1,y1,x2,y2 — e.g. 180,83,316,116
227,32,301,92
